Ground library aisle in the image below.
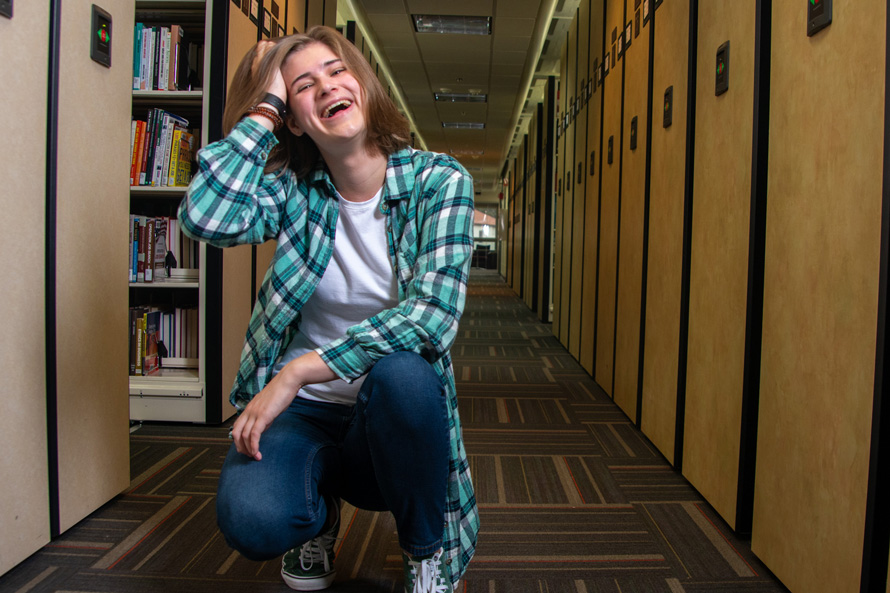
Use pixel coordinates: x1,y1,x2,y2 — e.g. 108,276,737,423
0,270,788,592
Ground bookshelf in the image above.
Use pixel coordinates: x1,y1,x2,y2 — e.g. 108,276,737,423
129,0,234,424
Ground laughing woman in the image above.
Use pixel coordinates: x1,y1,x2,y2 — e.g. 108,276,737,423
178,26,478,593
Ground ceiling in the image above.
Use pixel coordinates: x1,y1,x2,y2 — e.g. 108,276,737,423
337,0,581,205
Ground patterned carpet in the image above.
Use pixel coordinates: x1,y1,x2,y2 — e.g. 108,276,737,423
0,270,789,593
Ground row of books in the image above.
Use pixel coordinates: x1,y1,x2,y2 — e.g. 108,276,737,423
130,109,196,187
129,306,199,376
130,215,200,283
133,23,201,91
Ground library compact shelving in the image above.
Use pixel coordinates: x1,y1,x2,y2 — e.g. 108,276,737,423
129,0,235,424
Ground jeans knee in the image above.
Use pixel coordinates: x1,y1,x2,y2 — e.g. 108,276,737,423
366,352,441,398
216,494,315,561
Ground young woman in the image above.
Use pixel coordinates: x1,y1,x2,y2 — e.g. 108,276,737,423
177,26,478,593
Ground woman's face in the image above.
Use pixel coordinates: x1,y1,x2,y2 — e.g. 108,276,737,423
281,42,366,150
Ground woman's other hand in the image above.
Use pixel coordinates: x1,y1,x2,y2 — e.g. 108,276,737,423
231,351,338,461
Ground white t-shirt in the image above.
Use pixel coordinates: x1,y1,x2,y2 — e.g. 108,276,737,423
271,187,399,404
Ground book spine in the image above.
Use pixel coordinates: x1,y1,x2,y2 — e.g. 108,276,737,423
144,108,161,185
135,315,144,375
144,218,155,283
159,27,169,93
128,120,138,185
139,109,155,185
131,216,139,282
168,129,182,187
146,27,156,90
170,25,181,90
132,120,146,186
133,23,142,90
152,112,169,186
136,218,145,282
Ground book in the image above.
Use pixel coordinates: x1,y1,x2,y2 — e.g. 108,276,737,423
174,131,195,186
143,310,162,375
152,218,168,280
159,114,188,186
129,120,145,185
131,216,140,282
134,314,144,375
136,217,146,282
144,218,155,282
133,23,143,90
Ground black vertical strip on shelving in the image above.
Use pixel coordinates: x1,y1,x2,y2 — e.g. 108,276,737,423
346,20,357,44
205,0,230,424
611,0,628,397
554,32,567,341
736,0,771,537
543,81,555,324
673,0,697,471
578,6,590,359
533,102,544,317
636,3,656,428
519,140,527,300
860,4,890,590
592,0,606,378
565,13,578,348
45,0,62,538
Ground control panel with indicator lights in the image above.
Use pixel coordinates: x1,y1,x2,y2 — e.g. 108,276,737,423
807,0,832,36
716,41,730,96
90,4,112,67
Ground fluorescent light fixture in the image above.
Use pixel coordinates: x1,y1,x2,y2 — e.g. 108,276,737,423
435,92,488,103
413,15,492,35
442,122,485,129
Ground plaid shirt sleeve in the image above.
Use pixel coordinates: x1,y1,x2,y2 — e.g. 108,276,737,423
177,118,292,247
317,155,474,381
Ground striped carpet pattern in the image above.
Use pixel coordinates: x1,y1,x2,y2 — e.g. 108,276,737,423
0,270,788,593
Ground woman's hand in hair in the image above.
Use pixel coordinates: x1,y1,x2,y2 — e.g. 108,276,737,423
252,40,288,106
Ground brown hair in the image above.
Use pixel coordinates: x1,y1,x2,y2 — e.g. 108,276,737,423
223,26,411,177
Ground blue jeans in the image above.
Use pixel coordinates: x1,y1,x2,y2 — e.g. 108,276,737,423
216,352,449,560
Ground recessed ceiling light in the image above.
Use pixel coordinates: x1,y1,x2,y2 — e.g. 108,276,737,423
442,122,485,129
435,92,488,103
413,15,492,35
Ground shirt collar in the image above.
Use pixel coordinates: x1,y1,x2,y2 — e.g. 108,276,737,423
306,148,416,202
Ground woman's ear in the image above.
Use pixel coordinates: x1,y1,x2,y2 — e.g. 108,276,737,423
286,114,304,136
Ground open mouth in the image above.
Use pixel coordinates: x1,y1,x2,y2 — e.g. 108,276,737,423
322,100,353,119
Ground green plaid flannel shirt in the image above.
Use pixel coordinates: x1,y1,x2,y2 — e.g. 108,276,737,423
178,118,478,582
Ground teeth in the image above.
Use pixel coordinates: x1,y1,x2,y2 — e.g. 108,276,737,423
323,100,352,118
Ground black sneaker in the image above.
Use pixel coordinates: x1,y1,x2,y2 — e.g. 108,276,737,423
280,499,340,591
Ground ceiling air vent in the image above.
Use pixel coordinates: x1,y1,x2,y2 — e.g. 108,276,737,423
413,15,492,35
435,92,488,103
442,122,485,129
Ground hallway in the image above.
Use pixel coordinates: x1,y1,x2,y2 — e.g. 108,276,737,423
0,270,788,593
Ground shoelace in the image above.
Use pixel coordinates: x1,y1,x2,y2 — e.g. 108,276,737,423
408,551,449,593
298,537,332,572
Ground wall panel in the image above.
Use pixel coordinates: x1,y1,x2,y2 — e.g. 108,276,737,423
595,0,626,395
552,44,568,342
0,0,51,575
613,0,651,420
580,0,605,375
55,0,133,532
287,0,306,33
559,18,578,347
569,1,590,359
683,0,756,528
640,0,689,464
512,139,526,296
524,115,538,311
753,1,886,592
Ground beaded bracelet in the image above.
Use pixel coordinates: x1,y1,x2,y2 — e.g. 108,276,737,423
246,105,284,132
